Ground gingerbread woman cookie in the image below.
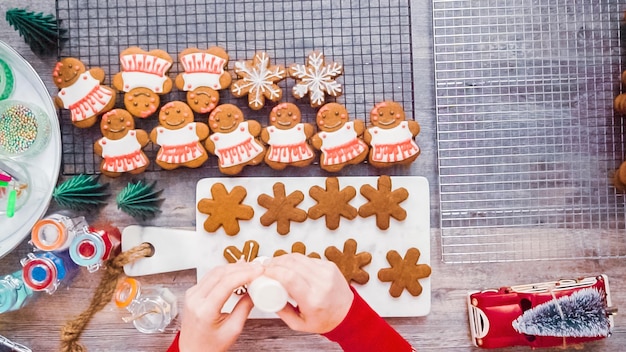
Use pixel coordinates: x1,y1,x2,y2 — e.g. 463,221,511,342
364,101,420,168
175,47,231,114
311,103,368,172
205,104,266,175
53,58,116,128
113,47,173,118
93,109,150,178
150,101,209,170
261,103,315,170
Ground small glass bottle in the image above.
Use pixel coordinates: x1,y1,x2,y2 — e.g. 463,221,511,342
30,214,89,252
114,278,178,334
0,270,34,314
69,226,121,272
20,251,78,294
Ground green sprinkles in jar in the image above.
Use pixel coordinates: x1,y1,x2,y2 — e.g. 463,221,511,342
0,104,40,154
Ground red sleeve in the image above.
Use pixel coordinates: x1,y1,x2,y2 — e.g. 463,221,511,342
322,286,415,352
166,331,180,352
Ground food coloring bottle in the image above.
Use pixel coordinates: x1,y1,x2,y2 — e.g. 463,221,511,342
30,214,89,252
0,270,34,313
69,226,121,272
20,251,78,294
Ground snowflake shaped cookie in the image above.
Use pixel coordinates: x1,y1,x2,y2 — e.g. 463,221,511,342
197,183,254,236
324,238,372,285
289,52,343,107
231,52,286,110
274,241,321,259
378,248,431,298
358,175,408,230
257,182,307,235
308,177,357,230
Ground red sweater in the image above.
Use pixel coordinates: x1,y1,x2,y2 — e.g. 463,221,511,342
167,287,414,351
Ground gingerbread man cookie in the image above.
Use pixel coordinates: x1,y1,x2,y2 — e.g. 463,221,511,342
311,103,368,172
231,52,286,110
205,104,266,175
150,101,209,170
175,47,231,114
260,103,315,170
93,109,150,178
365,101,420,168
113,47,173,118
53,58,116,128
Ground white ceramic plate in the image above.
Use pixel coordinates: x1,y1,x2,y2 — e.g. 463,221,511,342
0,40,61,257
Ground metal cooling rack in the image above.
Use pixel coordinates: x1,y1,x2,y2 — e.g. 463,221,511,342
55,0,414,176
434,0,626,262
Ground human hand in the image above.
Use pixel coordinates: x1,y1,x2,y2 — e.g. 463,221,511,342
263,253,354,334
178,262,264,352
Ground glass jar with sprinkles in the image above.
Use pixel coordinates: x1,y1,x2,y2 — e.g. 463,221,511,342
0,100,51,157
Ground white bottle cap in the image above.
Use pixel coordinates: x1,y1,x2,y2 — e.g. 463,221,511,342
247,275,288,313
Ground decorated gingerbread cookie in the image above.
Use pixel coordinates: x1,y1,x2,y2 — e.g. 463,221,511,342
53,58,116,128
260,103,315,170
150,101,209,170
205,104,266,175
364,101,420,168
311,103,368,172
231,52,286,110
93,109,150,178
175,47,231,114
289,52,343,108
113,47,173,118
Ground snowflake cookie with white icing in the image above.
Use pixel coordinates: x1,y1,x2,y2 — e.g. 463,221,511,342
231,52,286,110
289,52,343,108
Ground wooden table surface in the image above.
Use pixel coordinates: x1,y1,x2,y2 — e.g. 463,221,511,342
1,1,625,351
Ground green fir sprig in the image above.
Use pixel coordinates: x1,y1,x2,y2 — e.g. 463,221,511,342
5,8,67,56
116,180,163,220
52,174,110,211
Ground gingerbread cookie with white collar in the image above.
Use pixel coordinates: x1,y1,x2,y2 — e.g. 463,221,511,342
175,47,231,114
205,104,266,175
150,101,209,170
113,47,174,118
261,103,315,170
364,101,420,168
53,58,116,128
311,103,368,172
94,109,150,178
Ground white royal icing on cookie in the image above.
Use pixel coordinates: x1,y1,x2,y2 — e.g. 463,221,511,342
210,122,264,167
318,121,367,166
231,52,285,109
58,72,114,122
266,124,314,163
368,121,419,163
98,131,148,173
180,52,227,91
290,52,342,106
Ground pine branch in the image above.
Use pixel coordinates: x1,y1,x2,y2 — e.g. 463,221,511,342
116,180,163,220
5,8,67,56
52,174,110,211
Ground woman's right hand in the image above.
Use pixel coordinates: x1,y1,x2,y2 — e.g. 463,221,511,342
263,253,354,334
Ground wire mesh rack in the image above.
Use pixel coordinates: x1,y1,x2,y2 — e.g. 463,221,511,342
434,0,626,263
55,0,415,176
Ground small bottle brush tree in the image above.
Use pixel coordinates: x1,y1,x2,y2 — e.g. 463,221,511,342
512,288,611,338
5,8,67,56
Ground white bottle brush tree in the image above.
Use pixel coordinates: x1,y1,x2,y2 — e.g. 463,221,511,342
512,288,612,338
